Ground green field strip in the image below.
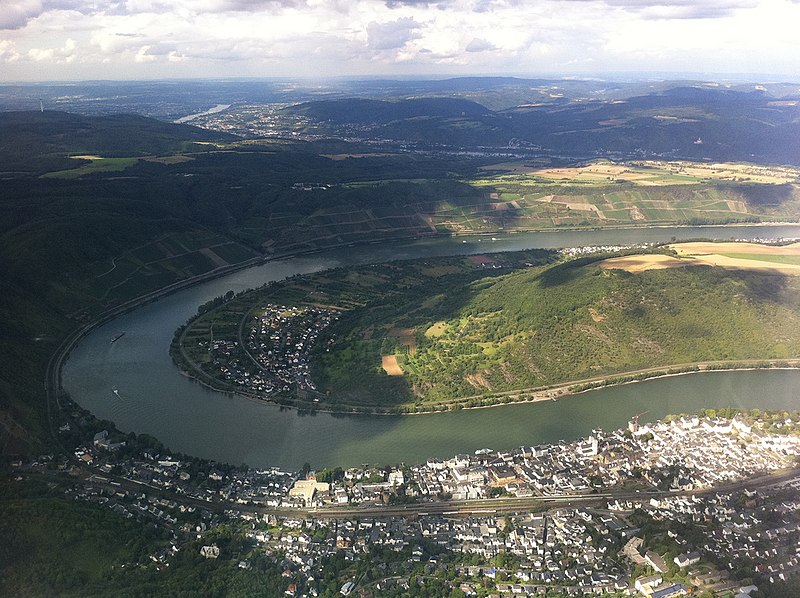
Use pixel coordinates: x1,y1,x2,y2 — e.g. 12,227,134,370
719,253,800,266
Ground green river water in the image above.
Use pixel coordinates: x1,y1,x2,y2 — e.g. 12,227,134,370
63,225,800,468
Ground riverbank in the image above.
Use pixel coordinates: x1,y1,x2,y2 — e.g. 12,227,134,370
170,237,800,417
60,223,800,467
170,356,800,416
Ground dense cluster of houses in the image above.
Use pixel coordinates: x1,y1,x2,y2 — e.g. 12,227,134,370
35,411,800,595
207,303,337,396
69,414,800,514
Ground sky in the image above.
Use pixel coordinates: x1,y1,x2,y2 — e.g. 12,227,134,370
1,0,800,81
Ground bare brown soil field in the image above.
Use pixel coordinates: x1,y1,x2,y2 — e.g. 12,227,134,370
381,355,404,376
387,327,416,354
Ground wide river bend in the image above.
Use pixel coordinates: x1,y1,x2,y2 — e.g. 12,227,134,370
64,225,800,469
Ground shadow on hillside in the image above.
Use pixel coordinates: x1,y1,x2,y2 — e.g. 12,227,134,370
738,183,796,208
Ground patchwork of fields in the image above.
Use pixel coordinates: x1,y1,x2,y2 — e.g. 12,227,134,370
38,150,800,258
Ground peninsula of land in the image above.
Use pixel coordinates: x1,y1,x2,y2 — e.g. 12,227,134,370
172,241,800,414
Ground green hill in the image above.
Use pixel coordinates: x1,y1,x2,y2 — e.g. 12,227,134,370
0,110,234,175
175,248,800,412
312,253,800,408
283,87,800,165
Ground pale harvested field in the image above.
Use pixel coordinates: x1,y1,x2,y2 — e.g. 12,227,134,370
671,162,798,184
382,355,404,376
477,159,800,186
599,254,688,272
682,255,800,275
601,242,800,275
669,242,800,256
425,321,448,338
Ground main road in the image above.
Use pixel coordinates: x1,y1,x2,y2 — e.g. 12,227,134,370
46,458,800,521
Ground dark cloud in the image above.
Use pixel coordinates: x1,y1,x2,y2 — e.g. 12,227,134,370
0,1,44,30
366,17,423,50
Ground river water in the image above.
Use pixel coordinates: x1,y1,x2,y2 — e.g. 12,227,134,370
63,225,800,469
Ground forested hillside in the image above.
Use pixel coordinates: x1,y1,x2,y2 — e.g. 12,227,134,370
315,255,800,407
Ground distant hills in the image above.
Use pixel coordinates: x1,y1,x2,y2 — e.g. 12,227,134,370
284,85,800,165
289,97,493,123
0,111,234,174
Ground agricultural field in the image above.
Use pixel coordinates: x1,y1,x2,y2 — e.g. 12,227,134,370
600,242,800,275
30,143,800,264
479,159,800,186
466,159,800,230
41,156,139,179
77,231,259,314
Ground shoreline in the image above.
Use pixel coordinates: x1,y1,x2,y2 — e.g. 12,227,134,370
171,358,800,417
50,221,800,437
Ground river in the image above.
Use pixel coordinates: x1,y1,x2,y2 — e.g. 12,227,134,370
174,104,231,124
63,225,800,469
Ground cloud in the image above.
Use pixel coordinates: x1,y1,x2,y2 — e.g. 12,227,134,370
385,0,441,7
0,0,115,30
384,0,522,10
134,45,156,62
0,0,44,30
191,0,308,12
0,39,22,62
597,0,758,19
366,17,423,50
3,0,800,79
26,37,79,63
465,37,495,52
